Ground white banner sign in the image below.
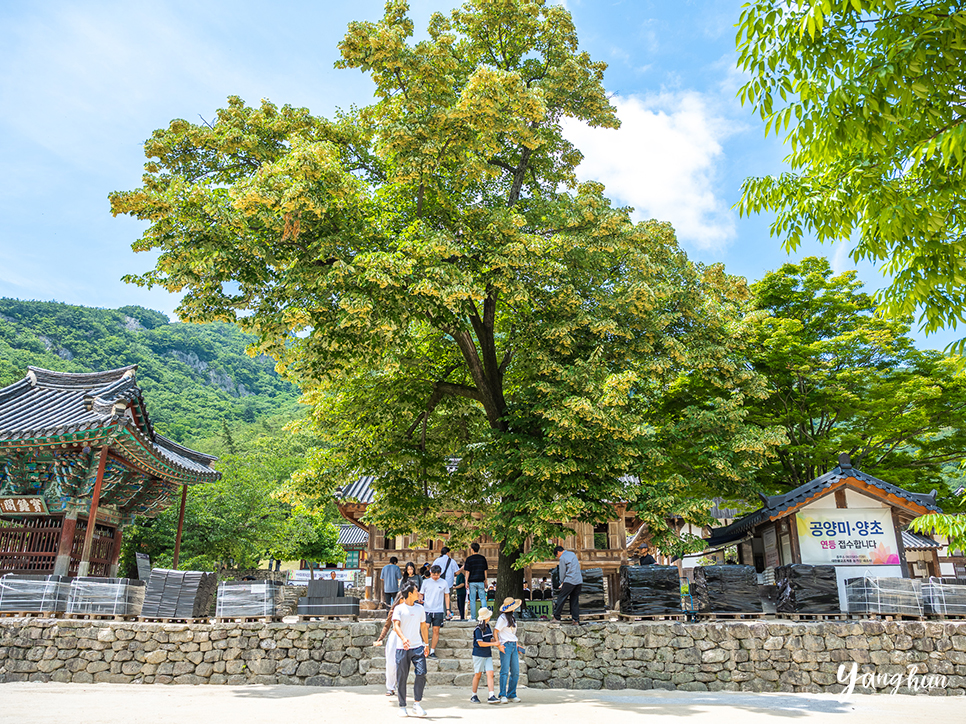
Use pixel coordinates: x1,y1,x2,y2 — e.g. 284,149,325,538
796,508,900,566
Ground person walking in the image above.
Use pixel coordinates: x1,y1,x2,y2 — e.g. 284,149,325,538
392,583,429,718
462,542,488,619
419,565,450,659
431,547,457,617
381,556,402,606
469,607,502,704
494,597,522,703
453,565,467,620
401,561,423,593
373,592,404,697
552,545,583,624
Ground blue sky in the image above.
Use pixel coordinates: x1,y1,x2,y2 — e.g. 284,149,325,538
0,0,953,349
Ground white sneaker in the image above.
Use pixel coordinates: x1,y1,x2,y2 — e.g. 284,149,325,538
411,703,427,718
500,696,508,704
511,697,521,702
398,708,409,717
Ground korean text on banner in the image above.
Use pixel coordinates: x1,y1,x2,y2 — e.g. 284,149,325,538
796,508,899,566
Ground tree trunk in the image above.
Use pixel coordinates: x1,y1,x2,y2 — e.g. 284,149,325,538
494,539,525,607
309,562,315,581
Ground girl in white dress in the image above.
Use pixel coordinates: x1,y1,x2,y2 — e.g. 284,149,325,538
374,593,403,695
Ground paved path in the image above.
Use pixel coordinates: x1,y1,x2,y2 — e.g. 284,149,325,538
2,683,960,723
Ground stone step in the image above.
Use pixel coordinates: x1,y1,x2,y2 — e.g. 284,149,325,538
364,670,530,689
363,657,521,675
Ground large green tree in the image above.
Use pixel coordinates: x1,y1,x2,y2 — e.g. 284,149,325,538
112,0,781,600
736,1,966,348
744,256,966,506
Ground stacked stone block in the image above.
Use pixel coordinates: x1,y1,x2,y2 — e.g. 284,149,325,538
520,620,966,695
0,620,378,687
1,619,964,695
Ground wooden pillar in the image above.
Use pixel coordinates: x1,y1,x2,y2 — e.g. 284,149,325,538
172,484,188,570
53,510,78,576
788,513,802,564
892,509,910,578
77,446,109,577
108,528,124,578
365,523,375,600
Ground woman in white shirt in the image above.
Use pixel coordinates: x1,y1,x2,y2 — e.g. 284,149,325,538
494,597,522,704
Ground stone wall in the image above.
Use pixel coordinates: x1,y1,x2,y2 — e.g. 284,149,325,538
0,620,378,686
2,619,965,695
520,620,966,695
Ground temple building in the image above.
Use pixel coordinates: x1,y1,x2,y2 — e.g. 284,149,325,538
0,366,220,577
336,475,634,608
704,454,943,607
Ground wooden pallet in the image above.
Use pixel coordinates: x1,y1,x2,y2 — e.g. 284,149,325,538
695,612,770,620
294,614,359,622
0,610,65,619
616,612,687,622
211,616,280,623
137,617,211,624
778,613,857,621
61,613,139,621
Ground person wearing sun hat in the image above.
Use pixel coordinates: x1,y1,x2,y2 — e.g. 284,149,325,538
494,597,522,703
469,607,502,704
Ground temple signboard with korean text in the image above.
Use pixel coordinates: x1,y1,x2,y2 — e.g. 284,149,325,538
796,508,900,566
0,497,49,516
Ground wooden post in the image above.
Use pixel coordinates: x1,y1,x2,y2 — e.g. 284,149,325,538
53,510,78,576
834,489,848,509
77,446,109,577
108,528,124,578
365,523,375,601
788,513,802,564
892,509,910,578
172,484,188,571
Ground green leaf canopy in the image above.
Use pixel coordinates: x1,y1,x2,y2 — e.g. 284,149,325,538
112,0,782,597
736,1,966,349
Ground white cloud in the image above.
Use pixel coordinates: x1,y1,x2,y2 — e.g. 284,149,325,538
831,240,852,274
562,92,738,251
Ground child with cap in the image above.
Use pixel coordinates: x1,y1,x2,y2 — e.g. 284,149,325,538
469,607,502,704
495,597,522,703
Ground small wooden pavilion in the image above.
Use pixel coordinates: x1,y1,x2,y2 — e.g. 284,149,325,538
0,366,220,577
704,454,941,607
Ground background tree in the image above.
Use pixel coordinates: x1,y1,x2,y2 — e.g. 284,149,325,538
120,419,334,573
736,1,966,348
112,0,782,600
269,505,345,580
743,256,966,508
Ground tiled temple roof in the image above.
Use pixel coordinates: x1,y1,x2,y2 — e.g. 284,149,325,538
706,457,940,547
336,475,377,504
0,366,219,484
338,523,370,547
901,530,941,550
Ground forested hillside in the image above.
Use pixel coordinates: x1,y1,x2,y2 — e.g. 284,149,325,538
0,298,341,572
0,298,300,444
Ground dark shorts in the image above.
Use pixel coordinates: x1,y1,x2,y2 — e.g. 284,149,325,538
425,611,445,628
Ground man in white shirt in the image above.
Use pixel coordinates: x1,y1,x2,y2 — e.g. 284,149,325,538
432,546,456,588
431,546,457,618
419,565,450,659
392,583,430,717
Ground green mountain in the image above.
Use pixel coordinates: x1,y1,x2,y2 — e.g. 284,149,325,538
0,298,301,445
